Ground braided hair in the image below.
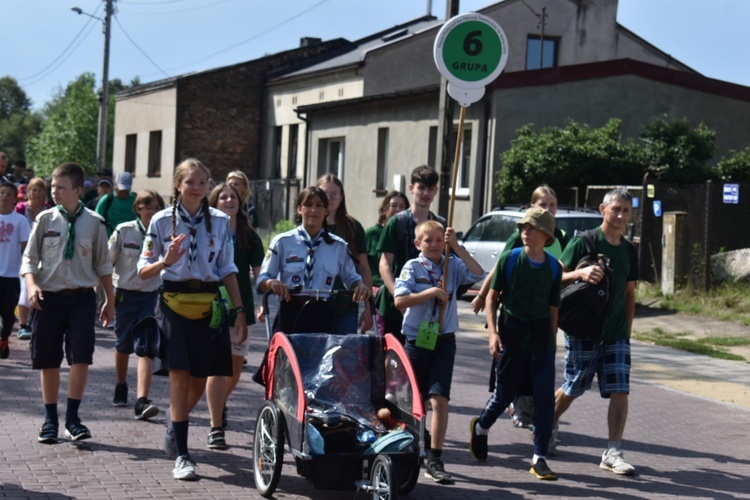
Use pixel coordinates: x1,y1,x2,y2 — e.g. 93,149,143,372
170,158,213,242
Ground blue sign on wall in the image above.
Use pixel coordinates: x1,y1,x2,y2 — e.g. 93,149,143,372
723,184,739,204
653,200,662,217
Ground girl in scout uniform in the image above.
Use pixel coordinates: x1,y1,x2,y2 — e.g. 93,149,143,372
205,183,264,446
257,186,370,335
137,158,246,481
109,189,165,419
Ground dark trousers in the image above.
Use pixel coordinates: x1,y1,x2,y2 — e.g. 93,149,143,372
0,277,20,341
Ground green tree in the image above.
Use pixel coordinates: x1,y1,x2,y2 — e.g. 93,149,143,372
713,147,750,183
496,118,644,203
26,73,100,176
640,116,716,183
0,76,41,161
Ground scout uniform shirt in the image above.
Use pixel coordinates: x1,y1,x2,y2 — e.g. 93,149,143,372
395,253,485,341
257,226,362,292
137,206,237,282
109,219,161,292
20,207,112,291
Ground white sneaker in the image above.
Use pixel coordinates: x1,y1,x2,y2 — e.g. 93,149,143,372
600,448,636,476
173,454,197,480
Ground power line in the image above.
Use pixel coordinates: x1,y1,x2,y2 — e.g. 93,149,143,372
119,0,231,15
113,14,170,78
151,0,330,74
18,2,103,83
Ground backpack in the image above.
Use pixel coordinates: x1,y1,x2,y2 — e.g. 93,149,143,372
504,247,560,284
558,229,615,343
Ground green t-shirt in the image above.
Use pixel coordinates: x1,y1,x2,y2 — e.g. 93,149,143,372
375,209,445,321
365,224,384,287
491,248,561,349
96,193,137,236
560,228,639,344
234,230,265,325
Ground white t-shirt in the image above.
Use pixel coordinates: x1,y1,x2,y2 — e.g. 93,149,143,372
0,211,31,278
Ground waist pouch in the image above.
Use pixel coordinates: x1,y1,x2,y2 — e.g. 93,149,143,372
162,292,216,320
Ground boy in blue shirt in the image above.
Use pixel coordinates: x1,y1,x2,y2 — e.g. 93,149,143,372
394,220,484,485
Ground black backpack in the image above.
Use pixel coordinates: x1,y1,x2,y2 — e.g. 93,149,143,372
558,229,614,343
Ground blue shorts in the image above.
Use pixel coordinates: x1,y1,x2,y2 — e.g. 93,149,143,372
30,288,97,369
404,333,456,401
114,289,159,355
561,337,631,398
157,295,232,378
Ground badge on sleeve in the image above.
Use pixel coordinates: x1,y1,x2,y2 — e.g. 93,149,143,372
416,321,439,350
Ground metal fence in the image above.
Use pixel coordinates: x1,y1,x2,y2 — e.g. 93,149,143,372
638,176,750,290
248,178,301,238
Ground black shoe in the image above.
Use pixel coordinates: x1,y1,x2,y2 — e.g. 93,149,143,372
0,340,9,359
530,458,557,480
469,417,488,461
424,459,455,485
207,427,227,450
134,397,160,420
38,421,59,444
113,383,128,407
64,420,92,442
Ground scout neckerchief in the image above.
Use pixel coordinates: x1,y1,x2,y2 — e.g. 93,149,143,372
57,201,85,260
136,219,147,238
418,254,444,321
177,203,204,269
298,226,324,288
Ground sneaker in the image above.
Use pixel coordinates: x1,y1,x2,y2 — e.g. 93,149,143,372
134,398,159,420
38,421,59,444
17,327,31,340
600,448,636,476
64,421,92,442
113,382,128,407
469,417,488,461
207,427,227,450
221,406,228,430
530,458,557,480
163,426,177,459
0,340,9,359
424,459,455,485
172,454,198,481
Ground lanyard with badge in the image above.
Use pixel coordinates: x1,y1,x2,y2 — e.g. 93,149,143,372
415,255,442,351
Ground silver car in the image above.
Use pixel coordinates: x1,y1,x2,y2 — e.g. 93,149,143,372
460,208,603,277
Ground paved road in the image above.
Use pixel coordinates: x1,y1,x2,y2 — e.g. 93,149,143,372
1,300,749,499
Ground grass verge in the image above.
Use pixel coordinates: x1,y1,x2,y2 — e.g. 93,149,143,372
637,281,750,326
632,328,747,361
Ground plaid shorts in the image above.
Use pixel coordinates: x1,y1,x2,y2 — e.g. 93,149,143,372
561,337,631,398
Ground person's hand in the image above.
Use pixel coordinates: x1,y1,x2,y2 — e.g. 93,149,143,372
580,265,603,285
164,233,188,266
431,287,450,305
444,227,458,249
471,294,486,314
489,331,503,358
99,299,115,328
28,285,44,311
267,279,291,302
256,305,265,324
358,310,374,334
352,282,371,303
234,311,248,343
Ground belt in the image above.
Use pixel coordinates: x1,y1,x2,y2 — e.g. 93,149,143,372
44,288,89,297
163,280,219,294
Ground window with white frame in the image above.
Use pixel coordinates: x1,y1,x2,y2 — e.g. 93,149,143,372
317,137,345,180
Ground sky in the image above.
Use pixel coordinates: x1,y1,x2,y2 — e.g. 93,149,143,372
3,0,750,110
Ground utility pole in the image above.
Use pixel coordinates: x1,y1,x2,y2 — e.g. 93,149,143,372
98,0,114,172
436,0,460,219
537,7,547,69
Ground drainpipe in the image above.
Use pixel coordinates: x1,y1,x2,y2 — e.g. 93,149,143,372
477,97,491,216
295,109,310,219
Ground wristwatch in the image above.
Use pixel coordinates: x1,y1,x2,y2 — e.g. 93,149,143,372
231,306,246,315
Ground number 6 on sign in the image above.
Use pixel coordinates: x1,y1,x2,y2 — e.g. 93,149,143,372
433,13,509,106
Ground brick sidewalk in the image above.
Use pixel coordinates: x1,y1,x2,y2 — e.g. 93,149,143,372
1,305,750,499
